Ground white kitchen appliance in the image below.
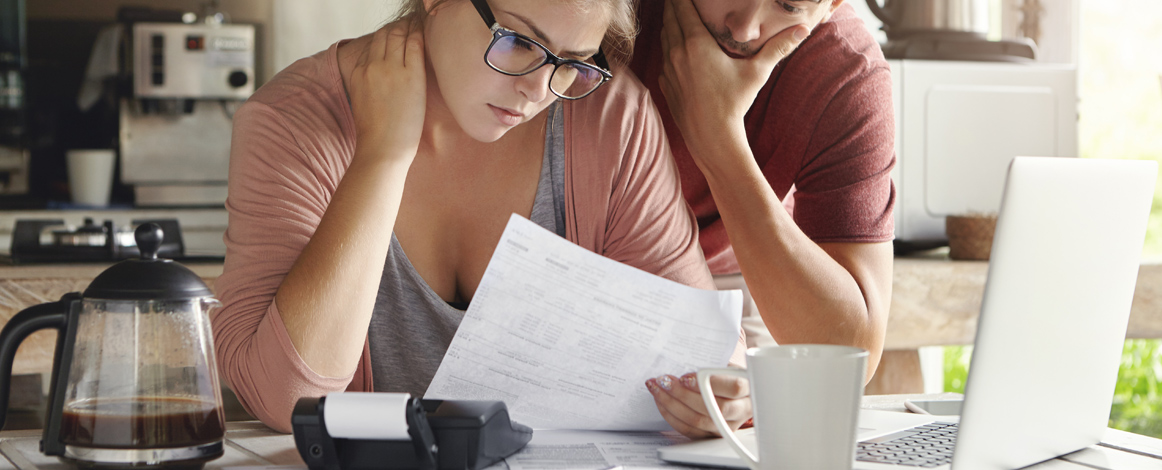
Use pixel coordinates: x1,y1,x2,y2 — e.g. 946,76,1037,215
120,22,255,207
889,59,1077,243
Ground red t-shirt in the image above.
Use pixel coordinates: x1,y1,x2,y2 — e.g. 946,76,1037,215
630,2,897,275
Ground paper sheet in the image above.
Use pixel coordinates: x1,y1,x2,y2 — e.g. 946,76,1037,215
426,214,742,431
505,430,694,470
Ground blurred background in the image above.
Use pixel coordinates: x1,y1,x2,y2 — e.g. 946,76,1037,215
0,0,1156,441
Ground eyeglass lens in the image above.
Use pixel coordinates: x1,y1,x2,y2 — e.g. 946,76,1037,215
488,35,604,99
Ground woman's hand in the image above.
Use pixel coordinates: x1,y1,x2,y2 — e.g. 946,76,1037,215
348,19,427,163
647,372,752,438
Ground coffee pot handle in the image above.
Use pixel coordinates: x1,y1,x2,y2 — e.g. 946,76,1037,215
865,0,895,29
0,295,77,432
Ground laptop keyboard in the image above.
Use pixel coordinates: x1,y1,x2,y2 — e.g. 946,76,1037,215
856,421,958,468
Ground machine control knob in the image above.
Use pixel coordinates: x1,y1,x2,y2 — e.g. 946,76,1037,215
228,70,250,88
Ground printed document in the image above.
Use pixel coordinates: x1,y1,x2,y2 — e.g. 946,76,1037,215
504,430,692,470
426,214,743,431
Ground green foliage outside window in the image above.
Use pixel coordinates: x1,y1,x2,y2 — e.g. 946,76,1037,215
942,340,1162,438
1110,340,1162,438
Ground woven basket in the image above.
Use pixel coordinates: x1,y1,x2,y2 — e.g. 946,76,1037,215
946,214,997,260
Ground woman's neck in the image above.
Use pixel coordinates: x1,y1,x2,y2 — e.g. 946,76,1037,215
418,57,475,158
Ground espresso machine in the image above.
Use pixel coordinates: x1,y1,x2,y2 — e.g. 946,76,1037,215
119,21,255,206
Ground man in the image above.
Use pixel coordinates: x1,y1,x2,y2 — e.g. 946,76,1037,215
633,0,896,437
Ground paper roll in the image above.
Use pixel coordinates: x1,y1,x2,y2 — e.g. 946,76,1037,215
323,392,413,440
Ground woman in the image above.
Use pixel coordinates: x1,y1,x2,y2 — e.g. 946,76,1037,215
212,0,750,436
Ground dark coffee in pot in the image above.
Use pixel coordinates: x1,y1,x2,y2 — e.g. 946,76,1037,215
60,397,224,449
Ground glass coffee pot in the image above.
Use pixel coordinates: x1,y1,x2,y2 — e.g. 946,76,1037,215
0,223,225,469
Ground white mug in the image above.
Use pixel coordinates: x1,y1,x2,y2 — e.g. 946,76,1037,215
67,149,116,207
698,344,868,470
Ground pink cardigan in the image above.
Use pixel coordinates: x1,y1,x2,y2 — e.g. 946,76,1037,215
213,42,728,433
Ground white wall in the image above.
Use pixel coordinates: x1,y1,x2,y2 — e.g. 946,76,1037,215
1000,0,1079,64
270,1,405,77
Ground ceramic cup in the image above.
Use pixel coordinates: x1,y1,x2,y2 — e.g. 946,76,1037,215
698,344,868,470
67,149,116,206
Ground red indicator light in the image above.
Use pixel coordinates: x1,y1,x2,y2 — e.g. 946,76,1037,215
186,35,204,51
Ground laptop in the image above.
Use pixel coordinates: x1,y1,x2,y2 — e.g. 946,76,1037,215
659,157,1158,469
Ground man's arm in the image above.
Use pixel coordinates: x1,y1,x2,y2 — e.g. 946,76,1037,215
699,130,891,382
658,0,892,382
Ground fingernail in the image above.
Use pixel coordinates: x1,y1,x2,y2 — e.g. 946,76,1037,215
658,375,673,391
793,27,808,41
682,375,697,389
645,379,658,394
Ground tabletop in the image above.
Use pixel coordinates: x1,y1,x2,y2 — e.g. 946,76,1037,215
1,393,1160,470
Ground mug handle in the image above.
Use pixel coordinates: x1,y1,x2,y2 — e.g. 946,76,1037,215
697,368,758,470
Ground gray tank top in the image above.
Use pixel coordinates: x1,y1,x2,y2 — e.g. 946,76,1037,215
368,102,566,396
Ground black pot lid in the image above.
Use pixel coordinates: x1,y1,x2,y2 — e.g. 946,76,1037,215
83,223,213,300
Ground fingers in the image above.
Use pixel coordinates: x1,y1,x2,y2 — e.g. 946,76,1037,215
385,22,409,62
753,24,809,73
661,0,682,56
657,74,673,107
685,372,750,399
367,20,424,73
673,374,751,421
647,375,751,438
670,0,709,40
369,25,389,64
659,0,686,114
403,18,425,70
652,392,717,439
648,377,718,438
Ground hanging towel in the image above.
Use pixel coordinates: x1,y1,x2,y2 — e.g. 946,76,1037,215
77,24,123,112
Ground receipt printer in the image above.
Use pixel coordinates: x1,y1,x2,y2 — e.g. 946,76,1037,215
292,393,533,470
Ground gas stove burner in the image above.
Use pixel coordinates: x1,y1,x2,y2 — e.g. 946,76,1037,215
881,36,1037,62
9,218,184,264
50,218,116,247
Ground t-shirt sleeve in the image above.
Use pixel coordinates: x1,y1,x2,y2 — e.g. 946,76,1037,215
790,65,896,243
595,85,746,358
599,89,717,291
211,100,365,433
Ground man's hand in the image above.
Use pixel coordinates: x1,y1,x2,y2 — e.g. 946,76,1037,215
658,0,807,168
647,372,752,438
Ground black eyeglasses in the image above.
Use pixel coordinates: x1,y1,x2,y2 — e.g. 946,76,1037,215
469,0,613,100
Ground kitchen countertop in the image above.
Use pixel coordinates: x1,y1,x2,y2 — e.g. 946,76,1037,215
0,262,223,280
891,256,1162,347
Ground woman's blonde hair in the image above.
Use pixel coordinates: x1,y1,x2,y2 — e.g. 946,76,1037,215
393,0,638,66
